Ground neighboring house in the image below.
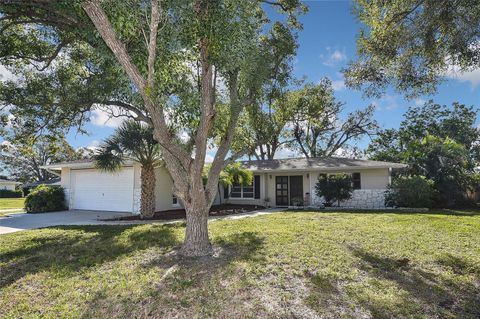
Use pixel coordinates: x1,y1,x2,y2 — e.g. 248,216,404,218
22,178,61,194
0,178,21,191
41,157,406,214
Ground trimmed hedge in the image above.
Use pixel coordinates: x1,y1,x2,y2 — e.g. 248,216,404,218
24,185,66,213
0,189,23,198
385,175,435,208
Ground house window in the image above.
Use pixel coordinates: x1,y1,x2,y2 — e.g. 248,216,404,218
352,172,361,189
230,179,254,199
172,194,179,206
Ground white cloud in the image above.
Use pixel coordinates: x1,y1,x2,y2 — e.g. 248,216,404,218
332,147,363,159
446,65,480,87
0,65,18,82
372,94,399,111
274,147,297,159
414,98,426,106
87,139,100,150
90,106,129,128
331,79,346,91
1,140,12,147
321,47,347,67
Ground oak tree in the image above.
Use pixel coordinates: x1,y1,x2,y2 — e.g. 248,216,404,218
0,0,304,256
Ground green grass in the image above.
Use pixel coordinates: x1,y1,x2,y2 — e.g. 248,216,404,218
1,210,479,318
0,198,25,216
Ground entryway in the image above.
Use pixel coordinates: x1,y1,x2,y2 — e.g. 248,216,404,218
275,175,304,206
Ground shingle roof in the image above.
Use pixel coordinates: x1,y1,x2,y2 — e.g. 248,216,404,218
240,157,407,172
41,159,134,169
43,156,407,172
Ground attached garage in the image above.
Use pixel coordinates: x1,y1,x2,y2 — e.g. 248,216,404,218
70,168,134,212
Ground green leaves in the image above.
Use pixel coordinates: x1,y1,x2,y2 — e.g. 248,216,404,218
93,120,162,171
202,162,252,187
0,135,83,183
315,173,353,206
368,101,480,206
347,0,480,98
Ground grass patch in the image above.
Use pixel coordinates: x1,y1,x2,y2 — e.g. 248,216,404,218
0,210,479,318
0,198,25,216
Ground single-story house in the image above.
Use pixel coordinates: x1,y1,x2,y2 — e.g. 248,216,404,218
22,178,61,194
41,157,407,214
0,178,21,191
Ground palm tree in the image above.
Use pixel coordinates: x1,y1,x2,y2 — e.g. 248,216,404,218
93,120,162,218
203,162,253,204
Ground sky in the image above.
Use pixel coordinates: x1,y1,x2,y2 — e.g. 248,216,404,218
3,0,480,159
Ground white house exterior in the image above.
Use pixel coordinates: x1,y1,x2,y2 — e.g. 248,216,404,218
42,157,406,214
0,179,20,191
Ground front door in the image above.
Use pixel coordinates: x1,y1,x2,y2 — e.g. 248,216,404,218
289,176,303,205
275,176,289,206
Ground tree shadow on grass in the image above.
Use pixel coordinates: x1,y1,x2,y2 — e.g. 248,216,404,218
80,231,266,318
141,231,266,270
349,248,480,318
0,224,180,289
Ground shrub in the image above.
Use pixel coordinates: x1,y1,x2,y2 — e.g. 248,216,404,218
385,175,435,208
315,173,353,207
0,189,23,198
24,185,66,213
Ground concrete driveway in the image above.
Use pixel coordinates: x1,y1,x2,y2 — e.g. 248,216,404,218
0,210,132,235
0,208,287,235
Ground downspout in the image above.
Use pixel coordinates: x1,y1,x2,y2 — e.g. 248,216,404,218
388,167,392,185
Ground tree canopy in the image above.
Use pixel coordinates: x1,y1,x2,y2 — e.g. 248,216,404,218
346,0,480,98
367,101,480,206
0,135,87,183
0,0,305,256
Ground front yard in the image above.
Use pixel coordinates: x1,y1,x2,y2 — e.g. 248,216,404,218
0,198,25,216
1,210,479,318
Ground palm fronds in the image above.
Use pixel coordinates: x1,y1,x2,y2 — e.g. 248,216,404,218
93,120,162,171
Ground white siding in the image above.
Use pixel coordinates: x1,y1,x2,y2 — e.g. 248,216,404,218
0,183,16,191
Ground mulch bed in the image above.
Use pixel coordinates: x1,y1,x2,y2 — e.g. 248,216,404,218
102,204,265,221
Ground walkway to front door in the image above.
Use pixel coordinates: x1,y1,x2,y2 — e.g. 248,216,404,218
275,175,303,206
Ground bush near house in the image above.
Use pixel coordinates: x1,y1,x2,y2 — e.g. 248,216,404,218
385,175,435,208
0,189,23,198
315,173,353,207
24,185,66,213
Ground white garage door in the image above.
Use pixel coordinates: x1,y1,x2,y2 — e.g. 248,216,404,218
71,168,134,212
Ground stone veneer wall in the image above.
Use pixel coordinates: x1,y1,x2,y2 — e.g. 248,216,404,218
132,188,141,215
312,189,386,209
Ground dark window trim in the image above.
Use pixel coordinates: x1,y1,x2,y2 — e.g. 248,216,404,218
229,175,257,199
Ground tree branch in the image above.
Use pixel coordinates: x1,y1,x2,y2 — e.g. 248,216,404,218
82,0,191,174
192,0,215,183
147,0,160,88
205,71,246,203
262,0,289,11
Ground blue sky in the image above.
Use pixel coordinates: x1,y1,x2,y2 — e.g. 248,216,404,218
44,1,480,154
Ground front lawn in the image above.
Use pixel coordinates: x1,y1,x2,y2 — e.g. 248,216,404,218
1,210,479,318
0,198,25,216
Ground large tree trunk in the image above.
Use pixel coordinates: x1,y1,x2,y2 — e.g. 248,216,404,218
140,164,156,219
180,192,212,256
